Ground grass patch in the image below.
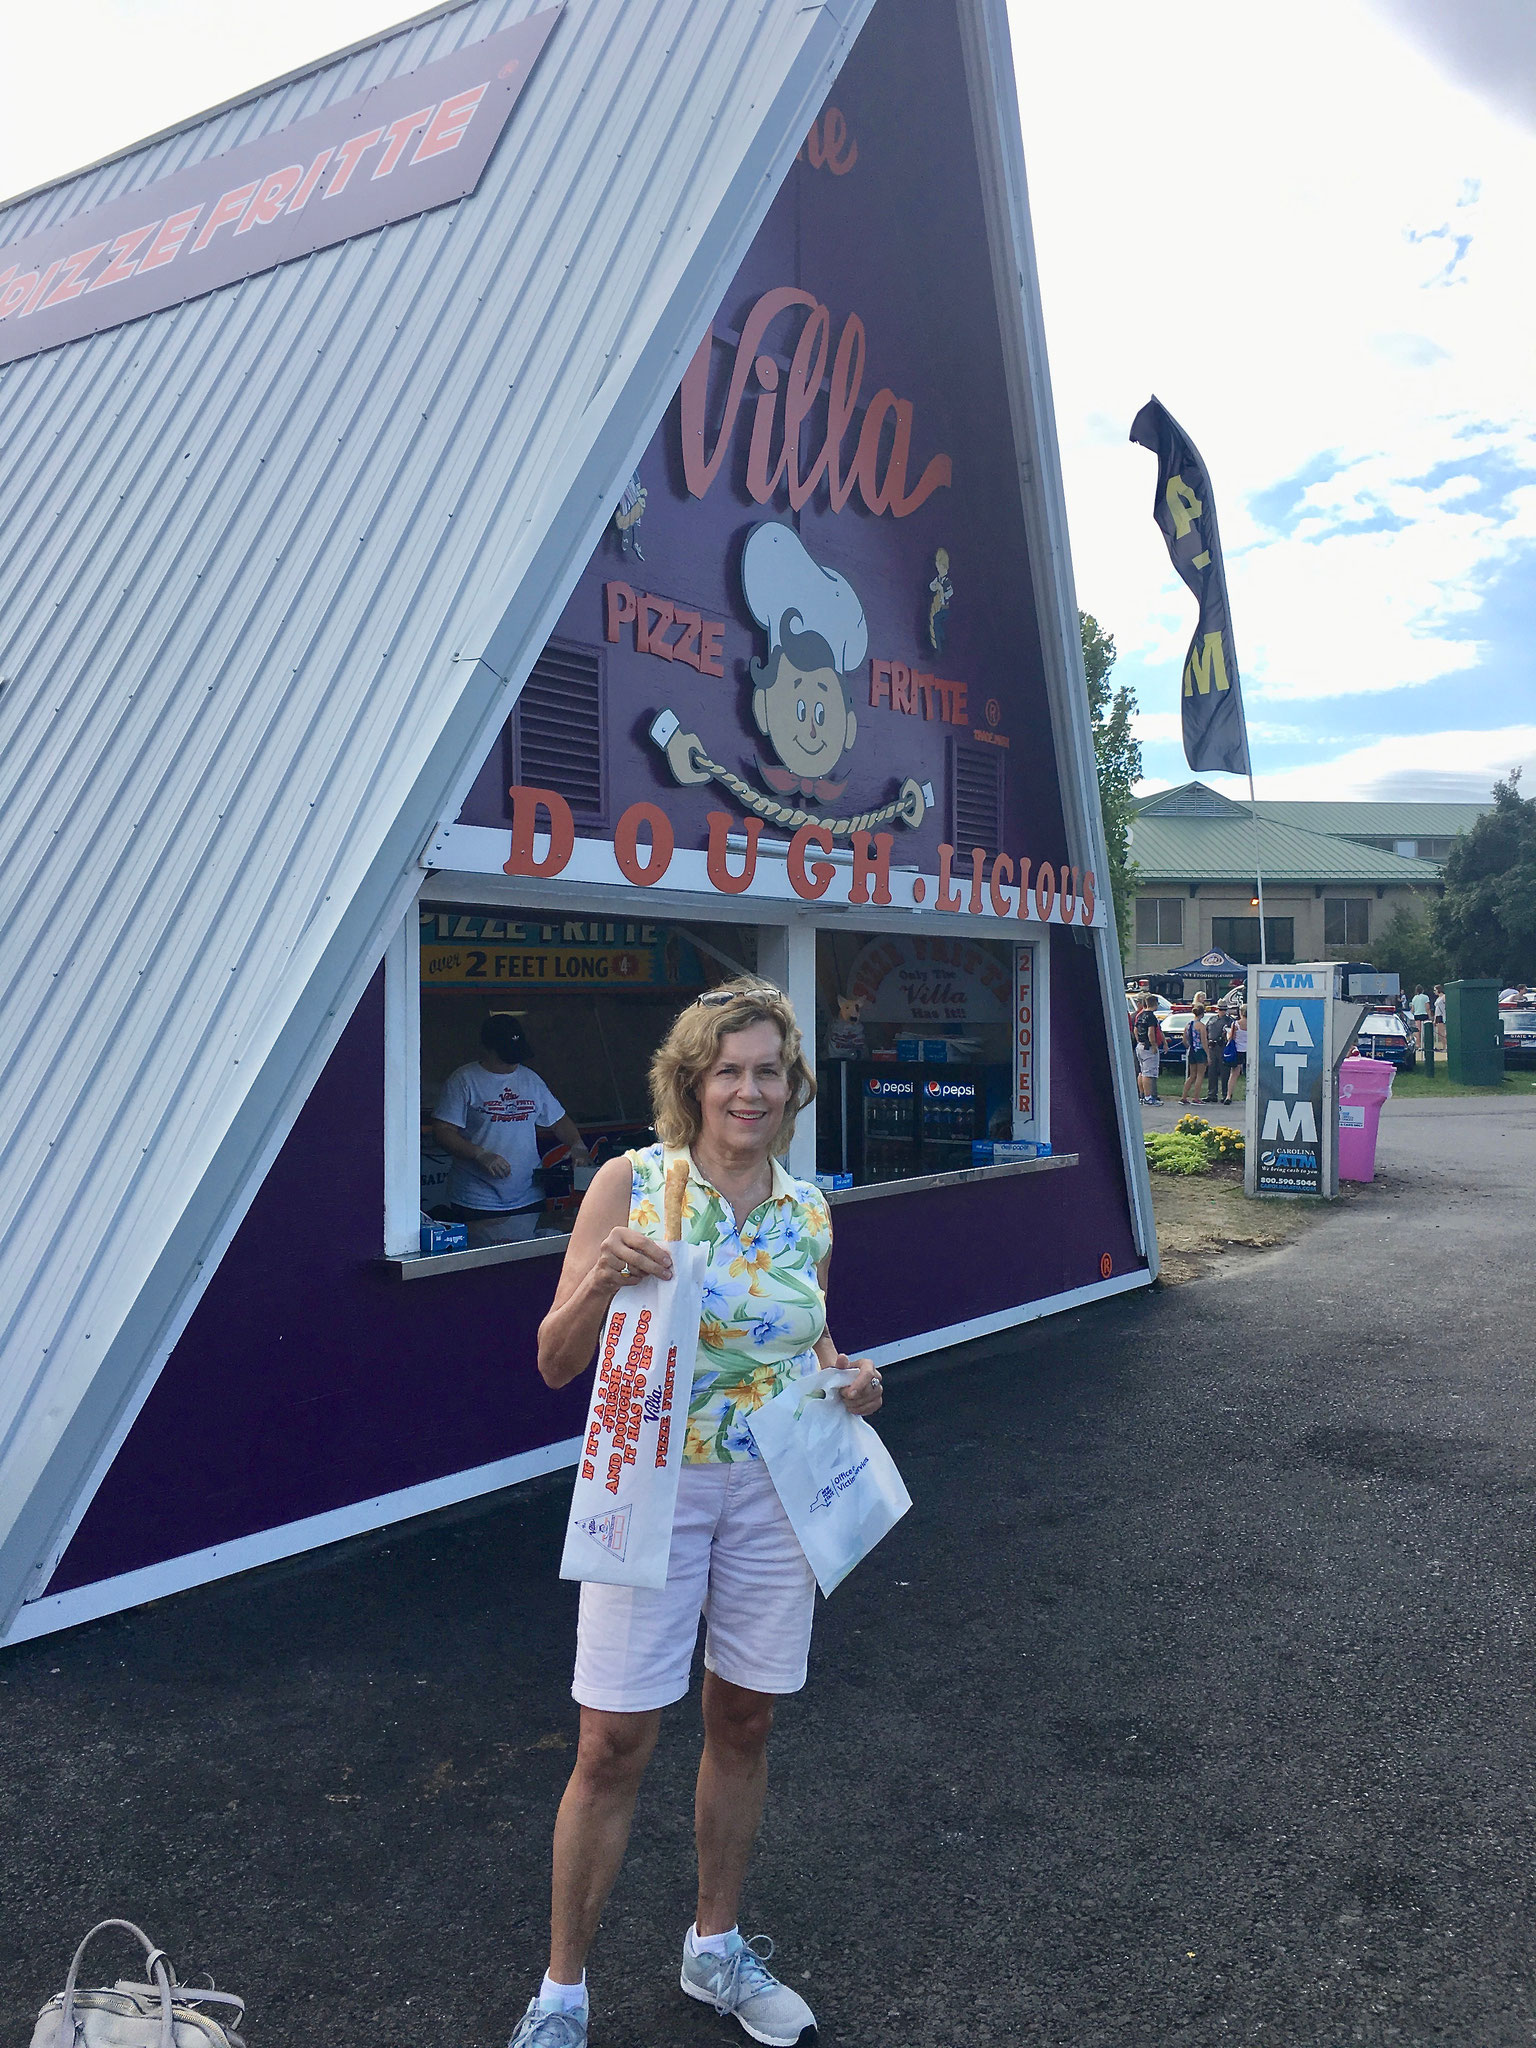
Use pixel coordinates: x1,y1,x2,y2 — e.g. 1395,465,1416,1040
1387,1069,1532,1099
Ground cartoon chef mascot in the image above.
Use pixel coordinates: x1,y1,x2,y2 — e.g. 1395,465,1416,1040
741,522,867,801
648,520,930,832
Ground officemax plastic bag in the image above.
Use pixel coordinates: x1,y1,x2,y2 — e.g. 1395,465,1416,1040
749,1366,912,1597
559,1242,706,1591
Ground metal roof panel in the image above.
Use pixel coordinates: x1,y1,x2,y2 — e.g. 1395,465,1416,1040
0,0,879,1625
1254,799,1489,838
1128,812,1445,884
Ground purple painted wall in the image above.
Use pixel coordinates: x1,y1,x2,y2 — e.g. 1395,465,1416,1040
52,937,1138,1596
45,0,1144,1603
49,973,582,1595
460,0,1068,876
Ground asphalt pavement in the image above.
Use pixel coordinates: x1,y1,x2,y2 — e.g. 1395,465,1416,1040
4,1098,1536,2047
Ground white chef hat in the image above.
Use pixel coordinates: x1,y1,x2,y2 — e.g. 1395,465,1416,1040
740,521,868,675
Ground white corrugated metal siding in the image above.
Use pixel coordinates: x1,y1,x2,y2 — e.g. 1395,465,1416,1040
0,0,874,1625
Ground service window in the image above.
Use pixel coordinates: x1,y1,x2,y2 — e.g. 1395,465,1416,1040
1324,898,1370,947
813,929,1045,1190
417,904,756,1244
1135,897,1184,946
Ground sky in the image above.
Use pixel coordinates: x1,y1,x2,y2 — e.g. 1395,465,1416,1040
1,0,1532,803
1007,0,1536,799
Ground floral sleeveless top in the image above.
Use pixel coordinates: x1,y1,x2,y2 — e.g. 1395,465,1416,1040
626,1145,833,1463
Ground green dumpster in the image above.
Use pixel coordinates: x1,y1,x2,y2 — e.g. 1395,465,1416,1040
1445,978,1503,1085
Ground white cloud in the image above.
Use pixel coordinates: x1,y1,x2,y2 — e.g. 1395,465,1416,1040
1187,725,1536,801
1012,0,1536,709
1364,0,1536,133
1130,711,1184,747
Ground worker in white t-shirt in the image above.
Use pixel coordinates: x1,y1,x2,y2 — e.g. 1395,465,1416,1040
433,1015,593,1245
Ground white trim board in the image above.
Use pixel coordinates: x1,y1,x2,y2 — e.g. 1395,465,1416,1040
1,1265,1150,1650
863,1266,1151,1367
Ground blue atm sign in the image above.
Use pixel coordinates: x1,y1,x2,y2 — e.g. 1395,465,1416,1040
1254,989,1326,1194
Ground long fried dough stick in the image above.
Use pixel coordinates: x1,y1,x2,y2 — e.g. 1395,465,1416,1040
664,1161,688,1243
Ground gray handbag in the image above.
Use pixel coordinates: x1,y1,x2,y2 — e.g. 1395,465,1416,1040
30,1920,246,2048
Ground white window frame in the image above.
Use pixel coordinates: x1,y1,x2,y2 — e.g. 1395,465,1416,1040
1136,896,1183,947
1324,896,1370,948
384,874,1056,1251
383,910,422,1257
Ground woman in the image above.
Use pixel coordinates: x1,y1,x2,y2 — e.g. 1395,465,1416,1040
1222,1002,1248,1105
1201,1000,1227,1104
1179,995,1209,1105
513,979,882,2048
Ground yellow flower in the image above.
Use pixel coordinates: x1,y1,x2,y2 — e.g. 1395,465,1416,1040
684,1420,713,1461
632,1198,660,1233
730,1371,778,1414
698,1317,729,1352
729,1247,772,1282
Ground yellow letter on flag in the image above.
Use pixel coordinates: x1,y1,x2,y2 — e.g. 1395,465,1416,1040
1182,631,1230,697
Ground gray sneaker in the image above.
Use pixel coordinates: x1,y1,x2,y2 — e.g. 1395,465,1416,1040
508,1996,588,2048
679,1931,816,2045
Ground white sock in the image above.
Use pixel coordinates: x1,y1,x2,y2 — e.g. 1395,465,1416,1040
688,1924,738,1956
539,1972,587,2012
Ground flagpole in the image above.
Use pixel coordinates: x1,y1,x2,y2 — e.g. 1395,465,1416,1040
1248,768,1267,967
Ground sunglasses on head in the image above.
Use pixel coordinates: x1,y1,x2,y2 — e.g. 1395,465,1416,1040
692,983,779,1008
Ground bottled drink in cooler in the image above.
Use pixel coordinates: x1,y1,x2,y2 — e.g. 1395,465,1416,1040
921,1074,980,1174
859,1073,917,1183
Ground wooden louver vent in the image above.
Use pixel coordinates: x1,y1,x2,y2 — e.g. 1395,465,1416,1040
950,741,1004,860
512,640,605,823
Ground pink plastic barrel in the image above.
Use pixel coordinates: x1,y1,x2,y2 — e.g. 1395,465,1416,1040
1337,1055,1395,1181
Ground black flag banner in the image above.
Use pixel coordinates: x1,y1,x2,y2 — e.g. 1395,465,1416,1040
1129,396,1250,777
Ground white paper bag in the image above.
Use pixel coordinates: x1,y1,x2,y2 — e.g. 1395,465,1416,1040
748,1366,912,1597
559,1243,706,1590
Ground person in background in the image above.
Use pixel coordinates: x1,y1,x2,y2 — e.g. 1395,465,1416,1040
1409,984,1432,1060
1222,1003,1248,1105
1433,985,1447,1050
1133,994,1164,1106
432,1014,592,1246
1179,996,1209,1105
1201,999,1227,1104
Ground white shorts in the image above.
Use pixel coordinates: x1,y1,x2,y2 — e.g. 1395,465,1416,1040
1136,1047,1160,1079
572,1459,817,1713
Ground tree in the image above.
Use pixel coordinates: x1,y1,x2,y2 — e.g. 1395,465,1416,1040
1081,612,1141,964
1367,901,1445,993
1432,773,1536,982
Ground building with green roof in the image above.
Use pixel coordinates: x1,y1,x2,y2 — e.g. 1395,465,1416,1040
1127,783,1444,979
1252,799,1487,865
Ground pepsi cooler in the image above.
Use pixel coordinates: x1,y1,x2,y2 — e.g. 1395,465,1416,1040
847,1064,987,1184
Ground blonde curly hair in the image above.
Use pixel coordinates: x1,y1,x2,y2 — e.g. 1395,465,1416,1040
649,977,816,1156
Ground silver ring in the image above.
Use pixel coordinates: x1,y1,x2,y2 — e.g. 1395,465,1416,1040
618,1261,631,1276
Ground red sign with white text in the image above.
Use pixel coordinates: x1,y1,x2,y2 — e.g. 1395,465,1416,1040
0,7,561,368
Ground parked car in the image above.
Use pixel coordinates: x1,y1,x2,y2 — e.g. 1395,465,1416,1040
1502,1004,1536,1069
1354,1008,1416,1072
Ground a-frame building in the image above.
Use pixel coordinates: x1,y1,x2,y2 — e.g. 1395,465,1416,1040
0,0,1155,1643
